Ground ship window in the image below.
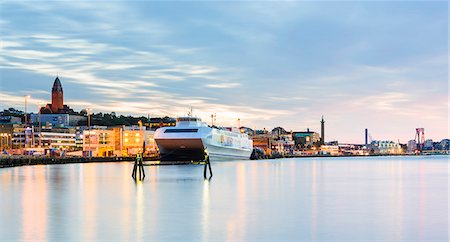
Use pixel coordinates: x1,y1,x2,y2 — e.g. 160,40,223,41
177,117,200,122
164,129,198,133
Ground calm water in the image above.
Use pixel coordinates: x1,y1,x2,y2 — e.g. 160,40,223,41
0,156,448,242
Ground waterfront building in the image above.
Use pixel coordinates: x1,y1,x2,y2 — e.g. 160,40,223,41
271,127,287,136
83,128,115,157
292,130,320,149
30,113,85,127
0,116,21,124
74,127,85,149
0,123,81,153
320,145,340,155
120,128,156,156
252,134,271,153
271,134,295,154
0,125,14,151
0,123,26,151
82,126,157,157
370,140,403,154
439,139,450,150
338,143,366,155
38,131,77,150
423,139,434,150
407,140,417,153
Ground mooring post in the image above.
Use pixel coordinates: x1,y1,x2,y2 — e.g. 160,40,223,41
208,157,212,178
132,153,145,180
132,159,137,179
203,155,212,179
139,152,145,179
132,141,146,180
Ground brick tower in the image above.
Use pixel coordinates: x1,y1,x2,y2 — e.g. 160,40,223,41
51,76,64,113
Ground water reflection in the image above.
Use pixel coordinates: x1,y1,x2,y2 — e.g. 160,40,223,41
82,164,97,241
135,180,144,241
201,179,210,242
226,163,247,240
0,156,448,241
22,166,48,242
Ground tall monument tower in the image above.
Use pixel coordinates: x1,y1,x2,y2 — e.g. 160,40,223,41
320,116,325,145
51,76,64,113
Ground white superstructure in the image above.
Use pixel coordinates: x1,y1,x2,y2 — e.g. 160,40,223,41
154,117,253,161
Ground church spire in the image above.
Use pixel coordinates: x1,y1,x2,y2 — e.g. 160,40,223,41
52,76,63,93
51,76,64,113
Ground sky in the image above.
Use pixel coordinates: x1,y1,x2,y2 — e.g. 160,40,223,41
0,0,448,143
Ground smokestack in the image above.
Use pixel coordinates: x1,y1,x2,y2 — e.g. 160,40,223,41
320,116,325,145
365,128,368,146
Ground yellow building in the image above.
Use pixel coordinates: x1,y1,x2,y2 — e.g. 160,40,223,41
83,129,115,157
121,129,156,156
320,145,340,156
83,127,156,157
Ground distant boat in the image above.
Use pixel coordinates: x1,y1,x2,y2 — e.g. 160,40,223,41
154,117,253,162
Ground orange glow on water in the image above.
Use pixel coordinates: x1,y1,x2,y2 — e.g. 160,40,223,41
21,166,48,242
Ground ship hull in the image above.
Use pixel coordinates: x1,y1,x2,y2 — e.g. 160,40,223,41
155,138,205,161
204,143,252,161
155,138,252,162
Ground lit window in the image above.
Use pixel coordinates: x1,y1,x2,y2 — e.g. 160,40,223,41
125,133,128,136
136,138,140,142
124,138,128,142
135,133,140,137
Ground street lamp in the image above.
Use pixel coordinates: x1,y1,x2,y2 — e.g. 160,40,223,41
210,113,216,126
37,103,43,147
24,95,30,126
23,95,30,149
7,134,11,150
86,108,92,157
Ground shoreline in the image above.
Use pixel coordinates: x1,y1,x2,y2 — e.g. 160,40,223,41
1,153,448,169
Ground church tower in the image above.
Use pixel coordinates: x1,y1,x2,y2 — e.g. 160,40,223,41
51,76,64,113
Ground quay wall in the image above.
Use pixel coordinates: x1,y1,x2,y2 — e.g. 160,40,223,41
0,156,146,168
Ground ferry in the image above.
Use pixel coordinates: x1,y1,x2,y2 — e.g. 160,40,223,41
154,117,253,161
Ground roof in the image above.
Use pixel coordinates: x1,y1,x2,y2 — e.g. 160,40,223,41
292,131,318,137
52,76,63,92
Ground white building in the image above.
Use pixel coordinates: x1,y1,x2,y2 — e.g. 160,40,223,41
38,131,77,150
271,134,295,154
372,140,403,154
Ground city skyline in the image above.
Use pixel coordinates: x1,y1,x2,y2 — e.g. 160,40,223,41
1,1,448,143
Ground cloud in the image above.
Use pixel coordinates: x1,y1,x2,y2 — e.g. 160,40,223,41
350,92,410,111
0,1,447,143
205,83,240,89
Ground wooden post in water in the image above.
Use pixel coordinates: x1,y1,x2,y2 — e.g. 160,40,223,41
203,151,212,179
132,141,146,180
